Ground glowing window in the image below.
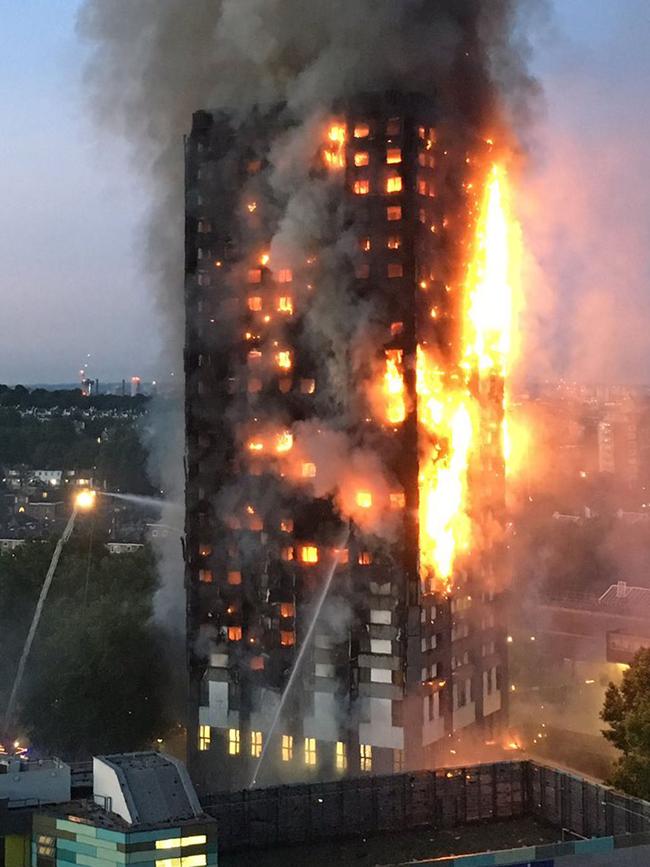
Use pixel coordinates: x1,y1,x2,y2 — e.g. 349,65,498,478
251,731,263,758
249,516,263,531
280,602,296,618
198,570,213,584
227,571,242,586
360,744,373,772
358,552,373,565
182,856,207,867
248,350,262,364
248,159,262,174
280,631,296,647
276,350,292,370
418,179,428,196
299,545,319,564
353,179,370,195
354,123,370,138
278,296,293,314
228,626,243,642
181,837,207,849
228,728,240,755
304,737,317,766
156,839,182,850
334,548,349,564
355,263,370,279
199,543,212,558
281,547,294,561
387,236,401,250
302,462,317,479
247,296,262,311
280,518,294,533
247,269,262,284
390,321,403,335
418,125,426,139
386,176,403,194
418,152,427,167
387,206,402,222
300,378,316,394
336,741,347,772
278,269,293,283
390,492,406,509
386,148,402,165
198,725,210,752
356,491,372,509
360,236,371,252
282,735,294,761
419,208,427,224
354,152,369,167
388,263,404,278
157,859,181,867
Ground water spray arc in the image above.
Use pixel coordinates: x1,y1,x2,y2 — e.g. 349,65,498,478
250,539,347,789
2,491,96,738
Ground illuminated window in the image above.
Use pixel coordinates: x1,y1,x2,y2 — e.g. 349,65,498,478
387,236,401,250
299,545,319,564
386,148,402,164
182,856,207,867
280,631,296,647
358,551,373,565
247,296,263,313
393,749,404,773
300,378,316,394
198,570,213,584
282,734,293,761
278,296,293,314
356,491,373,509
247,269,262,284
280,518,294,533
390,321,403,335
251,730,263,758
181,837,207,848
360,744,372,772
360,236,371,252
304,737,317,766
280,602,296,618
277,269,293,283
354,123,370,138
353,179,370,195
199,543,212,557
390,492,406,509
333,548,349,564
276,350,292,370
248,159,262,174
387,206,402,222
336,741,347,771
355,263,370,279
302,462,317,479
156,839,181,850
281,546,294,561
157,859,181,867
227,570,242,586
386,176,403,194
388,263,404,278
249,516,263,531
418,179,428,196
228,728,240,755
247,349,262,364
418,125,426,139
228,626,243,642
354,152,369,167
198,725,211,752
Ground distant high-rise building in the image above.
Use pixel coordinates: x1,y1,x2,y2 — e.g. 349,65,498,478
184,94,508,792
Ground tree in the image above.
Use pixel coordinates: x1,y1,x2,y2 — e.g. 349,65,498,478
601,648,650,798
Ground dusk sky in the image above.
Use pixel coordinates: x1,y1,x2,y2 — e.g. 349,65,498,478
1,0,649,385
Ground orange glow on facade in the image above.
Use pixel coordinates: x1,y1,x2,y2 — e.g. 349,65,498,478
384,349,406,425
356,491,373,509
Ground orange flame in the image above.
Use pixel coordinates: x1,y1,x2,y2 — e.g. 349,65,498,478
384,349,407,425
324,124,347,169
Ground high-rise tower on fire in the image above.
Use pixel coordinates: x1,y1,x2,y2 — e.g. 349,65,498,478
184,92,509,793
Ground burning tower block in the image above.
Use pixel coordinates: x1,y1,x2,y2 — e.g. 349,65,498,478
185,92,513,791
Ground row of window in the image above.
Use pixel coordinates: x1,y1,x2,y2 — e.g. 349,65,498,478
351,120,435,142
352,177,435,197
199,726,376,772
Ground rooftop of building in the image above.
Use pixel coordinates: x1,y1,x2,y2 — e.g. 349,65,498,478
37,797,213,834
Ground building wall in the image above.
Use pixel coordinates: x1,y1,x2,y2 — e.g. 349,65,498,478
185,95,508,791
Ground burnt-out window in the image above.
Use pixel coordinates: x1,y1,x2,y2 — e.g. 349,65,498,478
387,206,402,222
388,263,404,279
386,117,401,136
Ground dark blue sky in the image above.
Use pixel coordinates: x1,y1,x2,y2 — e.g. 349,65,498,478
1,0,649,384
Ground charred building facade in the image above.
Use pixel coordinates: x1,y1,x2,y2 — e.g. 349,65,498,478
184,93,509,792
